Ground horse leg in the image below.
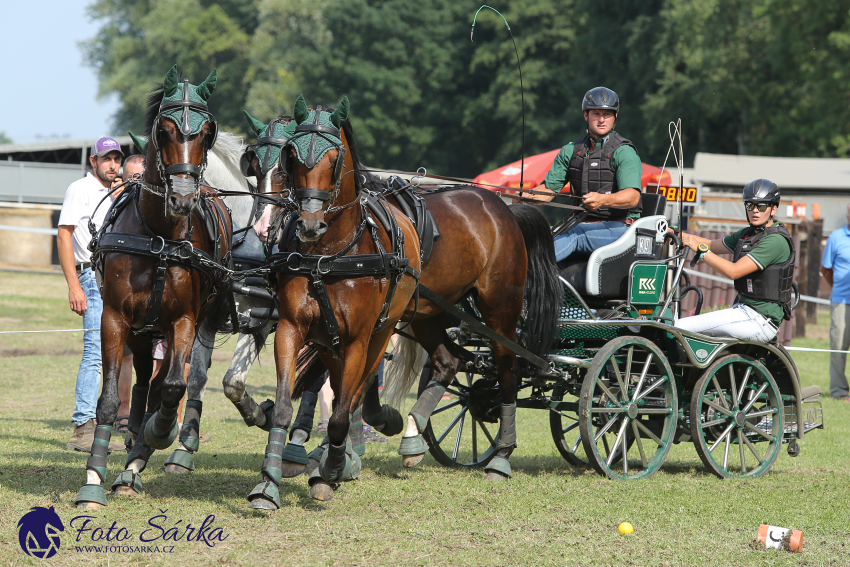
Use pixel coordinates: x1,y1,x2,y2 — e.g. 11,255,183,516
145,318,194,450
224,323,275,428
399,318,466,468
164,318,216,474
75,309,129,510
124,334,154,449
247,324,302,510
361,367,404,436
281,367,327,477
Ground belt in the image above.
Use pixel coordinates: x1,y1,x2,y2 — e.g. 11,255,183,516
76,262,92,273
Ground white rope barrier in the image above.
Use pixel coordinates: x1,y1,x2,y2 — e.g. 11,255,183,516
683,268,829,306
0,328,98,334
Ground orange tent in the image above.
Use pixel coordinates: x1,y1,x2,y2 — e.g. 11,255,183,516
473,149,671,193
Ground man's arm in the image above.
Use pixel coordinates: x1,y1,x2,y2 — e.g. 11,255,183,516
57,225,87,315
581,187,640,211
822,266,834,287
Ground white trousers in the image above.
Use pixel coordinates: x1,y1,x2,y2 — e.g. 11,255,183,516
675,303,778,343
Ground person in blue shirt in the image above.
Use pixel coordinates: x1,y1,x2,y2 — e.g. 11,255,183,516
821,204,850,402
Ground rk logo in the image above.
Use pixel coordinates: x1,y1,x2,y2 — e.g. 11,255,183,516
638,278,656,291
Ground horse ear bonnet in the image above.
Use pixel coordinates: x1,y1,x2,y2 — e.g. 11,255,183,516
158,65,217,139
128,131,148,153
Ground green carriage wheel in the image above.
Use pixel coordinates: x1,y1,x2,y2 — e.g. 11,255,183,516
690,354,783,479
578,336,678,480
550,384,633,468
420,370,499,468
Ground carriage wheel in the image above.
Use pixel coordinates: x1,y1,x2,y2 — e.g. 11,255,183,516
578,336,678,480
420,370,499,468
690,354,783,479
550,383,634,468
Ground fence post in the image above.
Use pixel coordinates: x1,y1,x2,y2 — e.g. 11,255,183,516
794,223,807,338
807,218,823,324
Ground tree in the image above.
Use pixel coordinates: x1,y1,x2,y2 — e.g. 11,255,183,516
0,132,11,145
82,0,258,136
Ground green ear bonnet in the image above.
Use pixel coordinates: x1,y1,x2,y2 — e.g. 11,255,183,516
156,65,218,144
289,95,350,168
243,110,296,175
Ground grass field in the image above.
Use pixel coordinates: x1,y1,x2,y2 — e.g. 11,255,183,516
0,270,848,566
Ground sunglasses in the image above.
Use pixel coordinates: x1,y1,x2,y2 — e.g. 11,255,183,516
745,202,773,212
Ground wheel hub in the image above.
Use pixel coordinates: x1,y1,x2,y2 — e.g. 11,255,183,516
734,410,746,427
626,403,639,419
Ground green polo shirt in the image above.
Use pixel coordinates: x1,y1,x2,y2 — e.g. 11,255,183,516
722,224,792,325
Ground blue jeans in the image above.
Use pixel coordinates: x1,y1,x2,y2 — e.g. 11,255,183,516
554,221,629,262
72,269,102,425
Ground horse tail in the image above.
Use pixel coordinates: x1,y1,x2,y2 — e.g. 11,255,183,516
383,333,429,411
292,344,326,400
509,204,560,359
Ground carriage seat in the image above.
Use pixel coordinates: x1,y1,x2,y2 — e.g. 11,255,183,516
559,193,668,301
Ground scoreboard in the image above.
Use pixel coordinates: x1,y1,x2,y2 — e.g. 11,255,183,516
645,184,701,207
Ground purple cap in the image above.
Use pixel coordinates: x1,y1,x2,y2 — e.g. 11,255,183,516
90,136,125,158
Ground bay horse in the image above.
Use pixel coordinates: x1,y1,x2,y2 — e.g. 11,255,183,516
248,99,559,498
246,95,421,507
74,65,233,510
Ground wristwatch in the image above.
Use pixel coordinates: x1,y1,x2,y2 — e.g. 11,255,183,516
697,243,710,259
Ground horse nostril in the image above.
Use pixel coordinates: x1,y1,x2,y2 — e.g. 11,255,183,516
317,222,328,233
295,219,306,232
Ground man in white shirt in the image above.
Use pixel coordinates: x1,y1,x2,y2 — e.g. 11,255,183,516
58,136,127,453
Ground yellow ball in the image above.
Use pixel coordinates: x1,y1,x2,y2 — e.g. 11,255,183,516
618,522,634,535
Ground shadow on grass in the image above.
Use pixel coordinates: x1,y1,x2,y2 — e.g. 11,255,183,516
0,416,73,431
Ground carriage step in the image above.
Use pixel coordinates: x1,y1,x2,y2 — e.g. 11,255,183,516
800,385,821,402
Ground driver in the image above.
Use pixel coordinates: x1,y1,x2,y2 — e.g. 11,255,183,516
676,179,795,342
527,86,643,262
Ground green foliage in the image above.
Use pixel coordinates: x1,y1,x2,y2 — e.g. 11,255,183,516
0,131,11,145
83,0,850,174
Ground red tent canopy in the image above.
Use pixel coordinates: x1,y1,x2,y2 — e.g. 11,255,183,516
473,149,671,193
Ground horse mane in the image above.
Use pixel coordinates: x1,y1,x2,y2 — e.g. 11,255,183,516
335,111,367,195
143,84,165,137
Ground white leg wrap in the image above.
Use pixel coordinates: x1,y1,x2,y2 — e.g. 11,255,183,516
86,470,101,485
403,415,419,438
290,428,309,446
127,459,145,474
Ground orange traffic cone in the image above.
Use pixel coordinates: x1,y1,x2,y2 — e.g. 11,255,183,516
756,524,803,552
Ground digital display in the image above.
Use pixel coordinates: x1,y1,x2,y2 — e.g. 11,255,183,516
646,184,700,205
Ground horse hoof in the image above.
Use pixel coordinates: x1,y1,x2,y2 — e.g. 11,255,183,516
485,470,510,482
112,485,140,497
248,497,279,510
76,501,105,511
401,453,425,469
306,458,321,474
310,481,336,502
164,463,192,474
280,461,307,478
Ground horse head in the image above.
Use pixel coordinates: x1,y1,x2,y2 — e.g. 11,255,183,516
241,110,296,201
284,94,351,242
137,65,219,217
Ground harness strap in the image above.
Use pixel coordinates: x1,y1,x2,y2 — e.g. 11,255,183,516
142,253,170,333
310,270,342,358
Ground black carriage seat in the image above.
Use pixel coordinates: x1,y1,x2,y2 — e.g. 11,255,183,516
559,193,668,301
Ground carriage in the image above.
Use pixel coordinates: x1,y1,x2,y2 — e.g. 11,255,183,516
412,191,825,480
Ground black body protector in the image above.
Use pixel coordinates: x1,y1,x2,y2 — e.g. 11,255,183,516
732,222,796,320
567,131,640,220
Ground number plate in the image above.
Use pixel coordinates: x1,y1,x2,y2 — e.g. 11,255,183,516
636,235,653,257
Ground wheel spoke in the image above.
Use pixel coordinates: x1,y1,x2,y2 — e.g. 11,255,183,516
621,427,629,476
437,407,467,443
591,406,627,413
722,433,730,469
631,420,647,467
479,422,495,445
704,398,735,418
561,421,580,435
594,415,621,441
708,422,736,453
607,418,630,467
631,355,653,402
742,435,763,464
744,422,774,442
571,434,582,453
637,408,673,415
472,420,478,462
432,399,463,416
738,432,747,475
728,365,738,410
451,412,465,460
701,418,727,429
741,383,769,413
711,376,731,410
745,408,776,419
634,419,662,446
634,375,669,403
610,355,628,402
625,346,634,385
737,367,752,406
595,379,620,405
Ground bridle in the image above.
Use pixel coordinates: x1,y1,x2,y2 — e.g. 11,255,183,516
149,78,219,208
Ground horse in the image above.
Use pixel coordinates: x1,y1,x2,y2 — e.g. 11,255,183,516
243,95,422,507
73,65,234,510
247,96,560,499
